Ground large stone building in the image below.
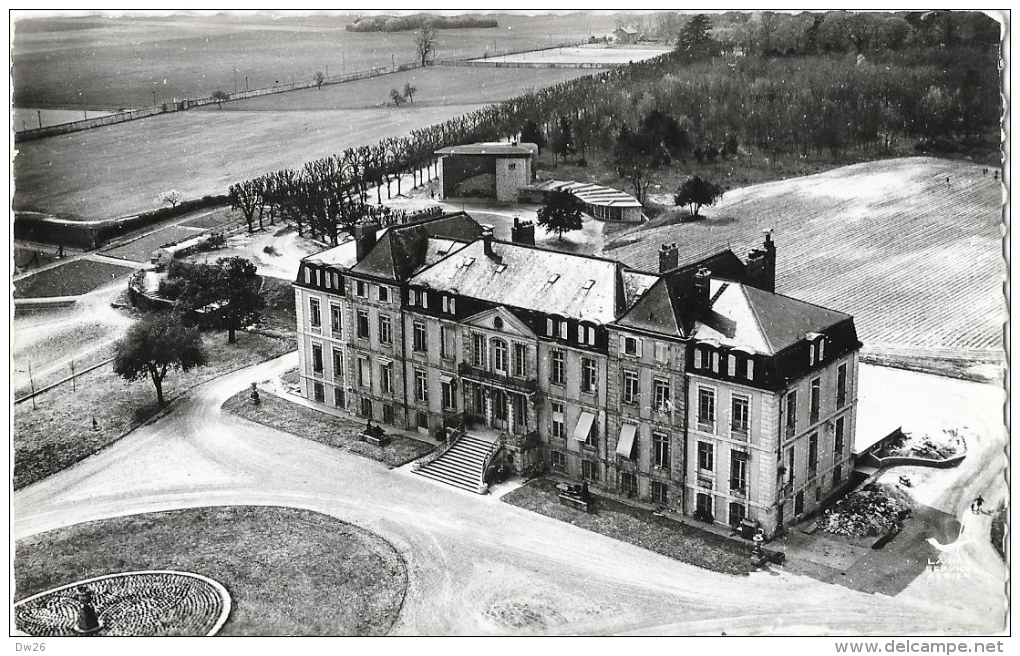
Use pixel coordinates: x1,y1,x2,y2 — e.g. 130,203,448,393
293,212,861,537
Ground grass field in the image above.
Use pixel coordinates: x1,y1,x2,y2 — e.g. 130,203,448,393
607,157,1005,355
14,506,407,636
13,259,135,298
13,331,293,490
12,13,617,110
478,44,671,64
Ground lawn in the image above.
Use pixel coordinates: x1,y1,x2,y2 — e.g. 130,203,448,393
178,206,243,230
222,390,433,468
100,224,208,263
12,13,615,109
13,330,294,490
502,478,755,575
13,258,135,298
605,157,1005,356
482,44,671,64
258,275,298,335
14,506,407,636
13,247,59,274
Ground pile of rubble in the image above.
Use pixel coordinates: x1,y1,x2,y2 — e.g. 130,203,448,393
821,483,914,537
880,426,966,460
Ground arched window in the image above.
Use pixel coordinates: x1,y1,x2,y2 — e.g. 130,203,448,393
492,338,508,373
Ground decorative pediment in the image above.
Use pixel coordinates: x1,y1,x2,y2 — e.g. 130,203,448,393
462,306,536,338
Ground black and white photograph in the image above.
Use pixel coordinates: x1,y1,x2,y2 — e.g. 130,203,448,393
8,7,1009,648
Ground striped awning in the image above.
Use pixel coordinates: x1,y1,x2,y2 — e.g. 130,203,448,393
615,423,637,458
572,411,596,442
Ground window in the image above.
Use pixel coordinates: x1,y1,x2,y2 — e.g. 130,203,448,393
694,348,703,369
654,342,668,363
313,381,324,402
551,402,565,440
311,344,324,374
730,450,748,492
333,387,345,408
551,451,566,469
440,326,455,359
304,267,312,285
417,411,428,430
421,292,428,309
332,349,344,380
727,354,736,377
378,315,392,345
415,370,428,403
731,394,750,436
651,481,668,505
413,321,427,352
795,490,805,515
836,363,848,407
559,321,568,340
355,280,367,298
581,357,597,393
698,387,716,429
330,304,342,334
492,339,508,373
696,493,713,519
833,464,843,487
834,417,845,454
357,356,371,388
383,404,394,424
712,352,720,373
653,379,671,412
309,298,321,328
380,362,393,394
584,416,599,448
785,391,798,435
441,379,455,410
377,285,390,302
698,441,714,471
360,397,373,418
582,460,599,481
409,289,417,306
622,370,639,404
513,343,527,377
818,339,825,361
623,336,638,355
448,297,455,314
621,472,637,497
746,358,755,381
728,502,746,526
787,448,795,484
546,318,554,336
653,432,670,469
356,309,370,339
551,349,565,385
508,162,517,171
315,269,321,287
513,394,527,427
472,333,485,368
587,327,596,346
810,378,821,423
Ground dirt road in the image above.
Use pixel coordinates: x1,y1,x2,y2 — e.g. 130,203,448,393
12,356,1007,635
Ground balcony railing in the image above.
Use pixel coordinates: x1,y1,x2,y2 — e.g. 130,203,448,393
458,362,538,393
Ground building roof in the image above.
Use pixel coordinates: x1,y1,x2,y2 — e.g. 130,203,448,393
411,239,625,324
531,180,643,208
693,280,852,355
306,235,362,269
616,25,640,34
350,213,482,281
435,142,538,157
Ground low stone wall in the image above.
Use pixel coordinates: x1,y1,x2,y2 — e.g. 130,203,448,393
865,452,966,470
439,60,614,69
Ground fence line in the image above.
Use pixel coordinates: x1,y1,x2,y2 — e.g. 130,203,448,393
14,357,114,405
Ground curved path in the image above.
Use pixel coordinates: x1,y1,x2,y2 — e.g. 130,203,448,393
13,354,1007,635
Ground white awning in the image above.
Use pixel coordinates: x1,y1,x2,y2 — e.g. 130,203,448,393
615,423,637,458
572,411,596,442
439,374,453,383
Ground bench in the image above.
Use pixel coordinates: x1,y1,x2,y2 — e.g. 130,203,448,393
558,493,592,513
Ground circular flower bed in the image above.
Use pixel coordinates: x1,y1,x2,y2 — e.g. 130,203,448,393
14,571,229,636
821,483,914,537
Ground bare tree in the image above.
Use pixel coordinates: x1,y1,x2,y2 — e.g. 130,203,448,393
403,82,417,103
314,71,325,89
415,22,436,66
157,190,181,208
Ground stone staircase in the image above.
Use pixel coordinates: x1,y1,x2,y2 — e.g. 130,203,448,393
414,434,493,493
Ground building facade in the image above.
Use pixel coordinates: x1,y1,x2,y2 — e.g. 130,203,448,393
294,214,861,537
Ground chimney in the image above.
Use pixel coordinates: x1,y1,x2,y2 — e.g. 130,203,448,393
511,217,535,245
658,242,679,273
481,224,496,258
694,267,712,313
745,230,777,293
355,222,380,261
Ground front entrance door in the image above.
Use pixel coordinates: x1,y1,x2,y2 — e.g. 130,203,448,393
491,389,508,429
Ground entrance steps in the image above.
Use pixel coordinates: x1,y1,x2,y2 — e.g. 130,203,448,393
414,434,493,493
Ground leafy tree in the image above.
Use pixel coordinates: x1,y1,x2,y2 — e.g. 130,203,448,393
640,110,691,160
157,190,181,208
677,14,718,58
314,71,326,89
536,190,585,241
403,83,417,103
674,175,724,218
613,124,668,204
211,90,229,107
549,115,574,164
520,119,546,149
113,312,206,407
173,257,262,344
415,22,436,66
390,88,407,106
